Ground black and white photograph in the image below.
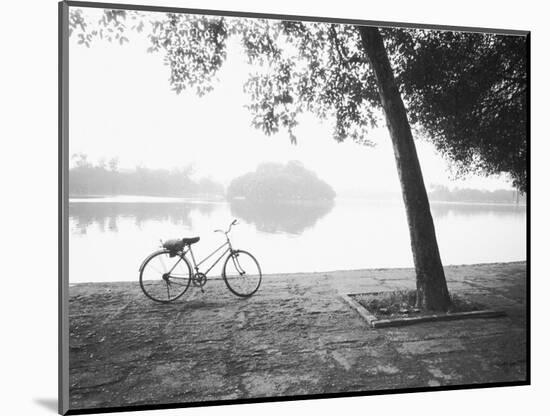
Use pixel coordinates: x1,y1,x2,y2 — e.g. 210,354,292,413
59,1,529,414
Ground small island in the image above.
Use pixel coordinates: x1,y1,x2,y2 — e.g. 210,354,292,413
227,161,336,202
227,161,335,234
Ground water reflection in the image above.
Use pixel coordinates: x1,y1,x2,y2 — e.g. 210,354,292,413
68,198,526,283
229,199,335,235
430,202,526,219
69,199,526,236
69,201,216,234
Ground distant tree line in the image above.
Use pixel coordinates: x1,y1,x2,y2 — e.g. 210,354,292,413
429,185,525,204
69,153,224,197
227,161,336,202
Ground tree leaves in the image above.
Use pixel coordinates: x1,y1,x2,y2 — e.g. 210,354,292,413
68,8,527,190
240,20,379,145
392,30,527,191
69,8,140,47
148,13,228,96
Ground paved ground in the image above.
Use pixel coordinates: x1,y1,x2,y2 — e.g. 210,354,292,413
68,262,527,411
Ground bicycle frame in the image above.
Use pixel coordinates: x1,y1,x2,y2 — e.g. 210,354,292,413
182,231,235,277
156,220,239,279
187,241,231,276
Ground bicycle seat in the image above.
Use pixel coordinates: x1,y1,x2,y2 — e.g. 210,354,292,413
181,236,200,246
163,237,200,252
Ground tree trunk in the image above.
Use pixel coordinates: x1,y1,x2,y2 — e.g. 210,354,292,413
358,26,451,311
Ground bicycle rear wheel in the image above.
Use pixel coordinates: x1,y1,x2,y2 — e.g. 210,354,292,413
222,250,262,297
139,250,191,303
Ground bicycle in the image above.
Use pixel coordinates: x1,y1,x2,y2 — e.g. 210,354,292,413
138,219,262,303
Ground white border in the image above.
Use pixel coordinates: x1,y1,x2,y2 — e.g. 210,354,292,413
2,1,546,415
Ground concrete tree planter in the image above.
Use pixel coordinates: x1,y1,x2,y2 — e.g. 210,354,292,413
341,292,506,329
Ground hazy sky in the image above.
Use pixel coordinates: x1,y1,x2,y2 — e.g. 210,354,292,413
69,8,513,195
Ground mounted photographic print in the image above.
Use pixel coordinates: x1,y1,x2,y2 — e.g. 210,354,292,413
59,1,529,414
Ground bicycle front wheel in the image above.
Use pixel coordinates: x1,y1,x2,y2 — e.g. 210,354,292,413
139,250,192,303
222,250,262,297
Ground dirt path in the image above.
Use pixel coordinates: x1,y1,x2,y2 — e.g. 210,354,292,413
68,262,527,410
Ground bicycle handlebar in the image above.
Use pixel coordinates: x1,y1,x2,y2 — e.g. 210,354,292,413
214,219,239,234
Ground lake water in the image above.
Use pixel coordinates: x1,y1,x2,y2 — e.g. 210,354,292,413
68,196,527,283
